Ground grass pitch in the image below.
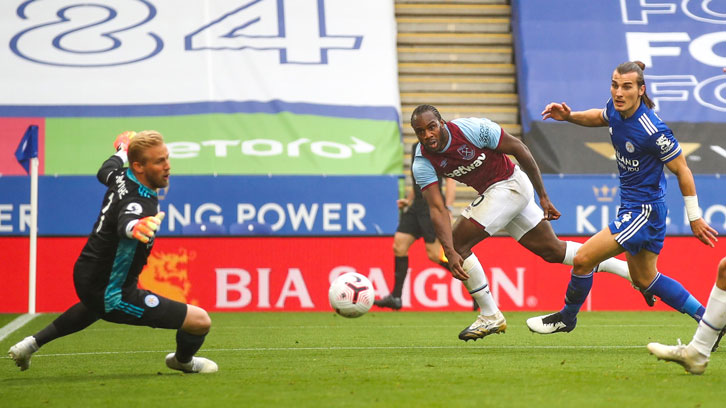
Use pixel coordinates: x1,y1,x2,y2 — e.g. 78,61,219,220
2,311,725,407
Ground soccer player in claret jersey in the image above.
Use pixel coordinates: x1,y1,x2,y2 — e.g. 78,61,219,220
8,131,218,374
528,61,720,342
410,104,648,341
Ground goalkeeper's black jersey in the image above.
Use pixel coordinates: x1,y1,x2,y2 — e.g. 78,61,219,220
75,155,159,295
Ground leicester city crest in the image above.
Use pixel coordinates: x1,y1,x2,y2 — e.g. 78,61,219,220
625,141,635,153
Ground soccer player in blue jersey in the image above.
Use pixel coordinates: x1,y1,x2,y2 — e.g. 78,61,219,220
410,104,645,341
8,131,218,374
527,61,719,338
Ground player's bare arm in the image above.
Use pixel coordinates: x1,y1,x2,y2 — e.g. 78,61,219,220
495,131,560,221
422,185,468,280
542,103,606,127
665,155,718,247
397,186,414,209
444,177,457,210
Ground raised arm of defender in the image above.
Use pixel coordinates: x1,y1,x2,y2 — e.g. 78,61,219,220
541,102,607,127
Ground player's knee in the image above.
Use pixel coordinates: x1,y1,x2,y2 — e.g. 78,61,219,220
718,257,726,280
184,305,211,335
451,238,471,256
572,251,596,271
630,276,651,290
392,240,408,257
199,310,212,332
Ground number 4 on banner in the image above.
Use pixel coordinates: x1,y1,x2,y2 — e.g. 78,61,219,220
15,125,40,314
185,0,362,64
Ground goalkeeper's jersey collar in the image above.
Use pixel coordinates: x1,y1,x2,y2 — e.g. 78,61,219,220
126,169,157,198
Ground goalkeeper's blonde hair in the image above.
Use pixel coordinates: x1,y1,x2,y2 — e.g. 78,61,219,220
128,130,164,165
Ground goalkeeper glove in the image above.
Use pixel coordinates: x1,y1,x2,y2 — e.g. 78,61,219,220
129,212,165,243
114,131,136,152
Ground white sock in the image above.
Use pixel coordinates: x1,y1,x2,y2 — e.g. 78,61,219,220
690,285,726,357
462,254,499,316
562,241,580,266
563,241,631,282
595,258,632,282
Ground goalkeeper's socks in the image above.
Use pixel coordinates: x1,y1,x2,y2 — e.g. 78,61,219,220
175,330,207,364
559,271,593,324
392,256,408,298
35,302,99,347
462,254,499,316
646,272,705,322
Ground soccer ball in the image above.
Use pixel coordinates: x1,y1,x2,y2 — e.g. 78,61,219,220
328,272,374,318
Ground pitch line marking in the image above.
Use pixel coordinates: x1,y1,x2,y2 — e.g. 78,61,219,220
19,344,649,359
0,314,38,342
80,323,692,332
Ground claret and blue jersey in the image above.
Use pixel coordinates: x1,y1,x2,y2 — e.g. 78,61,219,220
412,117,515,194
602,99,682,206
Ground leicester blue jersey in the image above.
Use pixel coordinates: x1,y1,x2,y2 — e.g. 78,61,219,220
601,99,681,205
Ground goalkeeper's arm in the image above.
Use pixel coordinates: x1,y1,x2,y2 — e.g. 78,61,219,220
125,212,166,244
97,131,136,186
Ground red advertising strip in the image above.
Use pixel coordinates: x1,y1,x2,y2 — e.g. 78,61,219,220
1,237,722,313
0,118,45,175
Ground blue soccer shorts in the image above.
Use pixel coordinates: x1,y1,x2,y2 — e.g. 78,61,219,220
608,202,667,255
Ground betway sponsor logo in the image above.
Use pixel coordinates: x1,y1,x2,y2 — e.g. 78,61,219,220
167,136,375,160
443,152,486,178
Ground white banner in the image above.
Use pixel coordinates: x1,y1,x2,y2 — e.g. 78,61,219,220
0,0,400,111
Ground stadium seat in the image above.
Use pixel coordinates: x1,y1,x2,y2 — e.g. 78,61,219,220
229,222,273,236
181,222,227,236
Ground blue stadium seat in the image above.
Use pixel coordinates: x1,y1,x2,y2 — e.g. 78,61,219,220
181,222,227,236
229,222,273,236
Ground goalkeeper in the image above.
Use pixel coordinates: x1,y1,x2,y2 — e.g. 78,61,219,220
8,130,217,374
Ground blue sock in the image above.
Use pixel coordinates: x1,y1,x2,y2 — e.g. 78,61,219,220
559,271,593,324
646,272,704,322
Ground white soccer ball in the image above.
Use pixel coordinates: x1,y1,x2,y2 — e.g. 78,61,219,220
328,272,374,318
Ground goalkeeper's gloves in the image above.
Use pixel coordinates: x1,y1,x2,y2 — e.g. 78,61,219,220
114,131,136,153
128,212,165,243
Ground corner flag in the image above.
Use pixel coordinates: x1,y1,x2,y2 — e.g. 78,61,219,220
15,124,40,314
15,125,39,174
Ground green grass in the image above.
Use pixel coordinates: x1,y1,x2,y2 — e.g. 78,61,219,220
2,311,724,407
0,314,20,327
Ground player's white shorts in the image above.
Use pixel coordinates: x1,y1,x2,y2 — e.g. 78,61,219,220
460,166,544,241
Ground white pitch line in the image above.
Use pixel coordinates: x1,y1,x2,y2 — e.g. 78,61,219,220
0,314,38,342
23,344,647,359
81,323,692,332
